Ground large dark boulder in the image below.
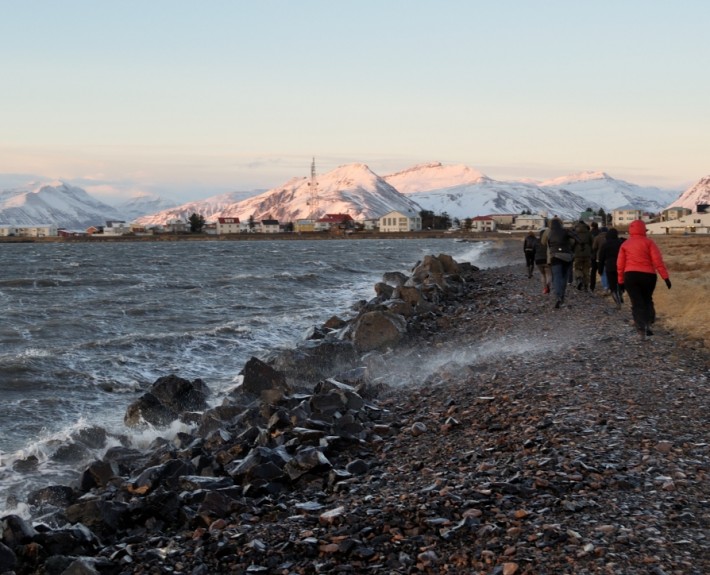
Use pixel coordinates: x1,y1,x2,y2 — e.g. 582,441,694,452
349,310,407,352
265,340,358,387
63,499,129,540
150,374,210,411
124,375,209,428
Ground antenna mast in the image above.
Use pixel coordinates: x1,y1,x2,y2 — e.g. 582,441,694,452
308,157,319,220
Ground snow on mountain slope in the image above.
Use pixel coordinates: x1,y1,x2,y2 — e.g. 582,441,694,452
407,179,602,221
539,171,679,213
0,181,125,228
130,190,263,225
136,164,422,226
112,193,181,222
667,176,710,211
384,162,488,193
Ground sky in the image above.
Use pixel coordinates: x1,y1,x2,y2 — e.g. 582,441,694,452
1,0,709,203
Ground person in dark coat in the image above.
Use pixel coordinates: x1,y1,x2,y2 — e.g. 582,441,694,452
591,225,608,292
542,218,579,309
573,221,593,291
523,231,536,278
597,228,624,307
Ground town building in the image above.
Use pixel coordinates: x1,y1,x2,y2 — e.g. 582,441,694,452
486,214,517,229
2,224,59,237
315,213,354,232
259,219,280,233
294,219,316,233
216,217,241,234
103,221,131,236
646,210,710,235
661,207,692,221
612,208,645,228
378,210,422,232
469,216,497,232
513,214,546,230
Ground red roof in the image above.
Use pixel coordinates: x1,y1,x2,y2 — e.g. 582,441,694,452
472,216,494,221
317,213,353,223
218,217,240,224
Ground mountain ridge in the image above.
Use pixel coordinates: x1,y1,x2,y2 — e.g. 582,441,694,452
0,164,696,229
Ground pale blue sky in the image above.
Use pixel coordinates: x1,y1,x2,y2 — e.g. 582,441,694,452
1,0,708,201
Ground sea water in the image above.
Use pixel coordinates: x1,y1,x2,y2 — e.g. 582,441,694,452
0,237,506,517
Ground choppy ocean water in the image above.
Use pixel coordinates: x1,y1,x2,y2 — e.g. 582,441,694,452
0,237,510,517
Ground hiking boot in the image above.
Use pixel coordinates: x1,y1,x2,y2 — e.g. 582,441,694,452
543,285,550,294
646,328,654,336
554,298,562,309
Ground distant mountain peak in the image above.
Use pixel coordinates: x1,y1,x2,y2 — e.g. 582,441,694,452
384,162,488,194
135,162,421,226
0,181,124,228
668,175,710,210
540,171,612,187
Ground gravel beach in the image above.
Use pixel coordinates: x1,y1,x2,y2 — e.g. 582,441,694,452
3,244,708,575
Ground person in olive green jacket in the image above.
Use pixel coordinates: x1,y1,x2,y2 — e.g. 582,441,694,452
573,221,593,292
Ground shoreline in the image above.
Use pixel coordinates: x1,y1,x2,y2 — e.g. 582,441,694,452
0,231,511,243
1,246,708,574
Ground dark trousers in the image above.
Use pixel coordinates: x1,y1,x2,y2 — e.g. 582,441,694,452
524,252,535,276
623,271,657,331
590,259,598,291
551,260,572,301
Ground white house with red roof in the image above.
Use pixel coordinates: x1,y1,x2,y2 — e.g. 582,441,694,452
216,217,241,234
469,216,497,232
315,213,354,231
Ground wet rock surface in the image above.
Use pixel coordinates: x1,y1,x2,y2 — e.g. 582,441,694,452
2,252,709,574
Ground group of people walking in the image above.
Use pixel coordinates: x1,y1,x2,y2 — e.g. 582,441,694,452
523,218,671,337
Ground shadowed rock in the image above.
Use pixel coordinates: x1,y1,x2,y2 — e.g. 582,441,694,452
349,311,407,352
124,374,209,428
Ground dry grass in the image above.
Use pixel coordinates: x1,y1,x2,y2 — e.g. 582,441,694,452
651,235,710,348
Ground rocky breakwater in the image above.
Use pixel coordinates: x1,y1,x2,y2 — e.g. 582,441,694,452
1,253,486,575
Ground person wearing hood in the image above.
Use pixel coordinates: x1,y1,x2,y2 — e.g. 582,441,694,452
617,219,671,337
597,228,624,307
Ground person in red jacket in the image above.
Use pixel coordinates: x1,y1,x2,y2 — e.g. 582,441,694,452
617,219,671,337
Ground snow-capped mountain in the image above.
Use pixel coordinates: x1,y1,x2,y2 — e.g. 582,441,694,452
667,176,710,211
385,165,682,220
112,193,181,222
539,171,678,213
128,190,262,225
385,164,598,220
0,181,126,229
0,165,689,229
136,164,422,226
405,179,601,221
384,162,489,192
